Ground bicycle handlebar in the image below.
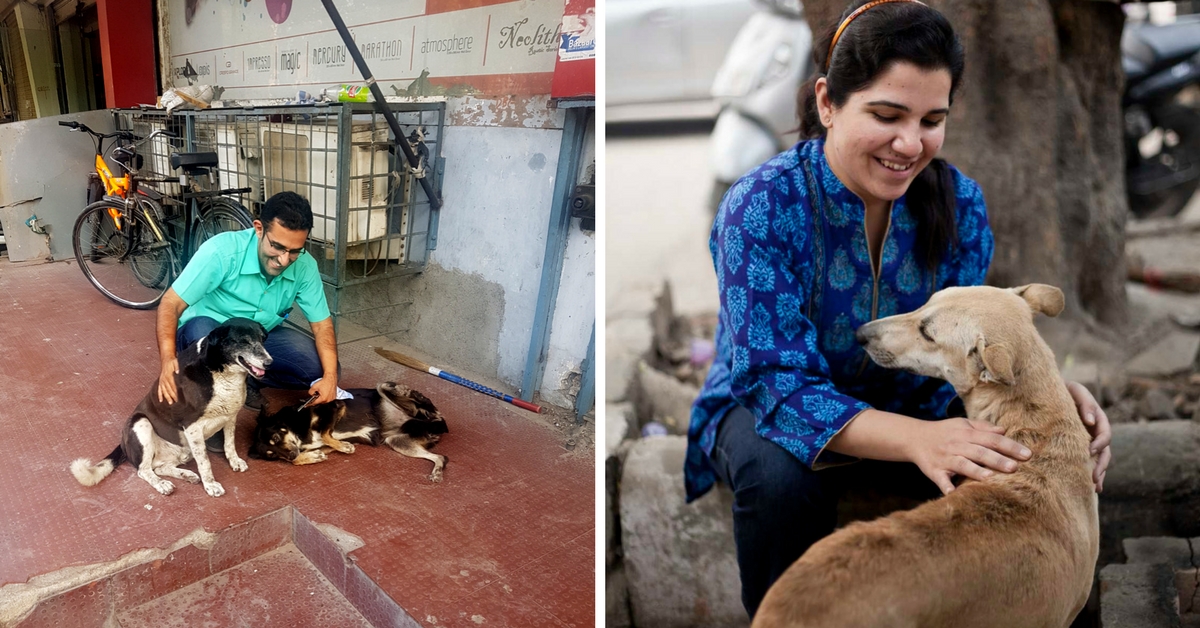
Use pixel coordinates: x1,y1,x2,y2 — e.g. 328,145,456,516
60,121,133,140
59,120,178,144
142,129,178,143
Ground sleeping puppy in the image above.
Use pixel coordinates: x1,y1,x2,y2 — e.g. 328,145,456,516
71,318,270,497
248,398,368,467
250,382,449,482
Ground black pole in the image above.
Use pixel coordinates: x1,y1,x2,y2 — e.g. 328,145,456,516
318,0,443,210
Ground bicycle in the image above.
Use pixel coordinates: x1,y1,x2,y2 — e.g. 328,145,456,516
61,120,254,309
167,150,255,253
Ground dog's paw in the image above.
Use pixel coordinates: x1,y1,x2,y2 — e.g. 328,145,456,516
229,457,248,472
314,449,328,461
339,442,356,454
428,469,443,483
179,470,200,484
203,481,226,497
154,480,175,495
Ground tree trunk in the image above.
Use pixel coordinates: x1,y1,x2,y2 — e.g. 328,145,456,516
804,0,1129,328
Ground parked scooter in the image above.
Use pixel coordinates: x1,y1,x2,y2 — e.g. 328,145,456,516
709,4,1200,219
1123,14,1200,219
709,0,810,213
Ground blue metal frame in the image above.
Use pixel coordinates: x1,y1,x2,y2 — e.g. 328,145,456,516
574,322,595,421
518,107,589,401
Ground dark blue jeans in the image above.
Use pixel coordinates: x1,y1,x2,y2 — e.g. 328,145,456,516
177,316,333,390
708,405,939,618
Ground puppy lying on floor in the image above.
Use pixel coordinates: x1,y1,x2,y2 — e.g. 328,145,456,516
249,382,449,482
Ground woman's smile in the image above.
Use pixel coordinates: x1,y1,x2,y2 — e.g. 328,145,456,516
875,156,917,177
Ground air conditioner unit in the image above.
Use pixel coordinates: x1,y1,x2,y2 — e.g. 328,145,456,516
211,124,263,204
260,123,408,261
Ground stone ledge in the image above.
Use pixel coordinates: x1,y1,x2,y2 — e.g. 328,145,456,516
619,436,748,628
1100,563,1182,628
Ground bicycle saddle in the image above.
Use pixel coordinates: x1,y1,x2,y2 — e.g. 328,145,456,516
170,151,219,172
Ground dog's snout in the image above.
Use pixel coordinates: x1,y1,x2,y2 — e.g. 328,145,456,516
855,325,873,346
260,351,273,368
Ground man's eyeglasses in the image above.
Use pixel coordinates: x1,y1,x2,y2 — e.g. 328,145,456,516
266,235,306,259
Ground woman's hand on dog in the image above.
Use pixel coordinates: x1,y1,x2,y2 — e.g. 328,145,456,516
1066,381,1112,493
158,357,179,404
909,418,1032,496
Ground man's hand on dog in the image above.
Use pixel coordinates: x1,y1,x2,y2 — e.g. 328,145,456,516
308,375,338,406
158,357,179,404
1066,381,1112,493
911,418,1032,496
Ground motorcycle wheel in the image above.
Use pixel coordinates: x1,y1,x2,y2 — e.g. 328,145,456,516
1127,103,1200,220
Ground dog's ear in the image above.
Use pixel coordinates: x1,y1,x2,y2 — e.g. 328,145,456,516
378,383,419,415
1010,284,1064,318
973,336,1015,386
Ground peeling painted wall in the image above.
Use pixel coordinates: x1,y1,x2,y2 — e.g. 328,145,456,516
540,216,595,408
539,115,595,410
0,110,115,261
446,95,562,129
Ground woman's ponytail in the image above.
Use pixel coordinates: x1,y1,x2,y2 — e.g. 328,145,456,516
906,158,958,270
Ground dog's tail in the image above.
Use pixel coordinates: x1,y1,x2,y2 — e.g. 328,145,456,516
70,445,125,487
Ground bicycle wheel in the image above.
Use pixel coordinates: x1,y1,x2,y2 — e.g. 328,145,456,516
73,199,178,309
191,197,254,255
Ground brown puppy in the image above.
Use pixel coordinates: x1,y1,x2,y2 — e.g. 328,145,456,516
249,398,363,467
753,285,1099,628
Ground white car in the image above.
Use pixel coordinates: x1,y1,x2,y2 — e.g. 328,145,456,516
606,0,757,121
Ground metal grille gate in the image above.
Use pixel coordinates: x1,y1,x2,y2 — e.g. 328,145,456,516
113,101,446,334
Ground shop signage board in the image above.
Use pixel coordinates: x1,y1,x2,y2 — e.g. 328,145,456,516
166,0,566,98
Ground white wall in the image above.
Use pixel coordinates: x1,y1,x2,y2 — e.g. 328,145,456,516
432,122,565,390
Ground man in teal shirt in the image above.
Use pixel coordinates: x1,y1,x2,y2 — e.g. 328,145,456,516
154,191,340,425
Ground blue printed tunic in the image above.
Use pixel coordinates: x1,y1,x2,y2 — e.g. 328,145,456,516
684,139,994,502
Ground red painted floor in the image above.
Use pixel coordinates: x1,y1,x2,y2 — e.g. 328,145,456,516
117,544,374,628
0,257,595,627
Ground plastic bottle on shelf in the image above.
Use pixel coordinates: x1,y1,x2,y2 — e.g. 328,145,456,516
323,84,370,102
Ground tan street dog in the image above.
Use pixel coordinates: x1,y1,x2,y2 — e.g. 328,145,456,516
753,285,1099,628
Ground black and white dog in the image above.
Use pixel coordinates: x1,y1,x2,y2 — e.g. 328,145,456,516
71,318,271,497
250,382,449,482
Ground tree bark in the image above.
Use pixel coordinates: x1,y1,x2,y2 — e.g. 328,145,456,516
804,0,1129,327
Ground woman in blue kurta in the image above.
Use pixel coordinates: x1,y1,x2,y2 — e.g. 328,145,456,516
685,0,1113,617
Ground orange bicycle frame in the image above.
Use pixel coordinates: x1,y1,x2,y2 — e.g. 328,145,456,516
95,154,130,198
95,153,131,229
94,150,133,228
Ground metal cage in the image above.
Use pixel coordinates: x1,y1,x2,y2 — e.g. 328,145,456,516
113,101,446,332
